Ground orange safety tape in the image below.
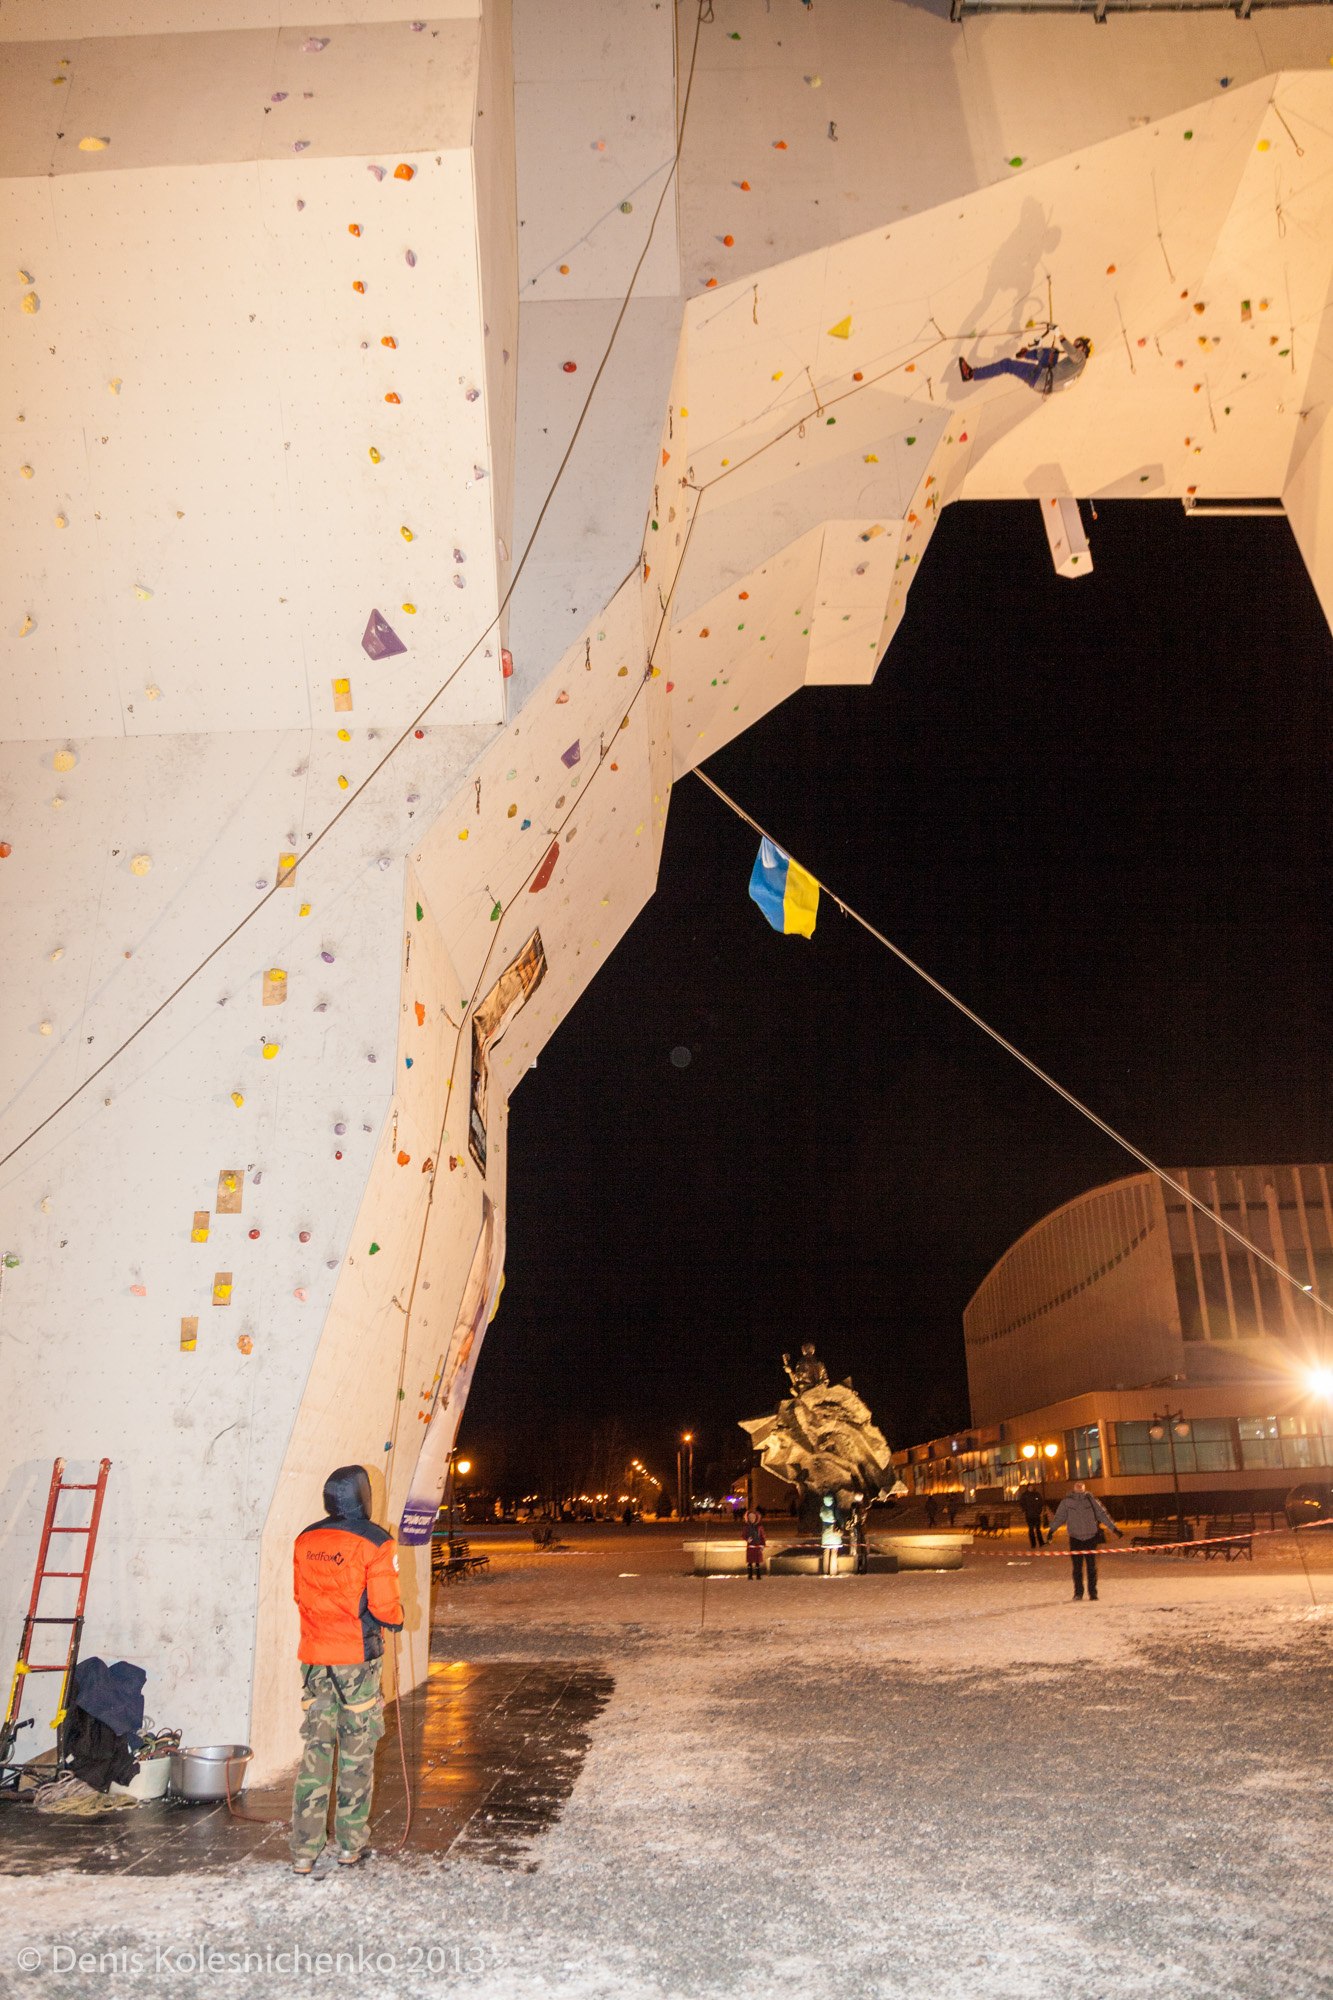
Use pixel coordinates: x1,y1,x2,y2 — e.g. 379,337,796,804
1031,1517,1333,1556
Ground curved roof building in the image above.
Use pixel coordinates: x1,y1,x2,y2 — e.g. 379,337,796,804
964,1165,1333,1427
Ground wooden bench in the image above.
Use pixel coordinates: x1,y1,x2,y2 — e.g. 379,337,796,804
1199,1516,1254,1560
430,1537,490,1585
973,1510,1013,1537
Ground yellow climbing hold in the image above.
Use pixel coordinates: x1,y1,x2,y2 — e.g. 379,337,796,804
401,602,416,614
400,525,414,541
108,379,121,394
19,615,34,636
21,292,38,314
52,748,77,773
337,727,350,742
78,136,109,150
299,902,311,917
827,316,852,340
231,1091,245,1107
129,853,152,875
54,513,67,529
863,453,879,463
133,584,153,600
368,446,382,463
458,828,469,840
262,1042,279,1060
20,465,33,479
337,774,349,789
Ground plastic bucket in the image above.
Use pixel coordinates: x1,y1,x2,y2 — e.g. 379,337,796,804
110,1756,172,1802
169,1744,252,1803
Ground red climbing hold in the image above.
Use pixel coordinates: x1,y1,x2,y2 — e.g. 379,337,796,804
562,360,577,373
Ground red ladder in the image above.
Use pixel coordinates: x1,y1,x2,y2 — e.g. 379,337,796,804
1,1459,111,1777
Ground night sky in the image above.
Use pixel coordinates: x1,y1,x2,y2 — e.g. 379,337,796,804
463,500,1333,1499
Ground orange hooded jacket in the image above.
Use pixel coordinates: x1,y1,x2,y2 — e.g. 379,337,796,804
293,1465,404,1665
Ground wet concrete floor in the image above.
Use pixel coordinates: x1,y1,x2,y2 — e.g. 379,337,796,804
0,1660,611,1877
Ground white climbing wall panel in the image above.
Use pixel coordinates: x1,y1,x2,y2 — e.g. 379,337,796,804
5,0,1333,1786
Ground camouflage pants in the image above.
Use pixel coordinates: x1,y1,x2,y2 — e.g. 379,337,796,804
290,1661,385,1862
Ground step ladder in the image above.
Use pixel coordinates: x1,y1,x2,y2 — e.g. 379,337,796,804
1,1459,111,1782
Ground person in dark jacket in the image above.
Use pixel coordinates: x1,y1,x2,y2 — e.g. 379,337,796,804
290,1465,404,1874
1045,1482,1122,1600
1016,1484,1047,1550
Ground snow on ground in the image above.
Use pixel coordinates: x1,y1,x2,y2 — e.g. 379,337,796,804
3,1524,1330,2000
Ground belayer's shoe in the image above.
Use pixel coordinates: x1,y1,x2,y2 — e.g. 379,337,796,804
958,357,974,382
292,1857,317,1876
337,1847,372,1868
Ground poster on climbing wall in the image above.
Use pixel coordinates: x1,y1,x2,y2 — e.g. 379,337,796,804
469,930,547,1174
399,1194,505,1544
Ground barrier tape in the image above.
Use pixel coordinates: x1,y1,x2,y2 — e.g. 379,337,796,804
1029,1517,1333,1556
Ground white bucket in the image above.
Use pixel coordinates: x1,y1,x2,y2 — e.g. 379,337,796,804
110,1756,172,1802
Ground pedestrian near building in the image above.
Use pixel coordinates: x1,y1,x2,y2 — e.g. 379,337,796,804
743,1506,767,1579
924,1494,940,1529
1045,1481,1123,1601
290,1464,404,1874
1017,1483,1047,1550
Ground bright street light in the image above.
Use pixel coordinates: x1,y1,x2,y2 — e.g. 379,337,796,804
1306,1364,1333,1400
456,1459,471,1476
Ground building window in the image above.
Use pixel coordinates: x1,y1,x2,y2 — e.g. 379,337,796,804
1172,1256,1205,1341
1238,1416,1333,1471
1063,1424,1102,1479
1111,1420,1239,1477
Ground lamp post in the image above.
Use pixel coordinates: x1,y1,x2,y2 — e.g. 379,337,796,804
677,1432,694,1521
1148,1408,1191,1535
446,1451,472,1550
1020,1438,1061,1502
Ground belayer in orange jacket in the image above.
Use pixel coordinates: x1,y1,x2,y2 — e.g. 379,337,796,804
290,1465,404,1874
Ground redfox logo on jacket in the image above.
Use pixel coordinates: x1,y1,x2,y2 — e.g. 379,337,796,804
293,1464,404,1665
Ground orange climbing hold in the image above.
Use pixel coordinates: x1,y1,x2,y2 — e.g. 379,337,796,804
353,281,365,293
414,1001,425,1026
385,391,400,403
740,180,751,191
348,223,361,236
662,449,670,466
381,335,397,348
397,1151,411,1166
705,278,718,288
773,139,787,149
394,163,415,180
723,235,734,247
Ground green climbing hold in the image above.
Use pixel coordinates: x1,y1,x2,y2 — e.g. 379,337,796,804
906,435,916,445
1008,156,1023,168
1184,130,1193,140
620,200,633,214
415,902,423,921
490,901,502,922
369,1242,381,1255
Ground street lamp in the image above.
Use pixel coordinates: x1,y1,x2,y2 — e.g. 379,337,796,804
1148,1408,1191,1536
677,1432,694,1520
446,1451,472,1548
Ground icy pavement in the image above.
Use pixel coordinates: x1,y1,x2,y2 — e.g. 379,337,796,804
2,1524,1330,2000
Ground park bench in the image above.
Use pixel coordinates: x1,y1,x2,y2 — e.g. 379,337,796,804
1199,1515,1254,1560
973,1510,1012,1537
430,1536,490,1585
531,1522,566,1550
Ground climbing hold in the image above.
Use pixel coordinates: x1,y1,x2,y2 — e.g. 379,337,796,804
21,291,39,314
302,35,330,51
337,775,349,789
773,140,788,150
231,1091,244,1107
1184,130,1193,140
353,281,365,293
368,447,381,463
827,316,852,339
20,465,32,479
397,1150,411,1166
490,901,502,923
1106,264,1116,275
39,1021,52,1036
299,1230,311,1244
348,223,361,236
262,1041,278,1059
705,278,718,289
561,739,581,768
562,360,577,373
1257,138,1270,151
723,235,734,247
248,1227,261,1241
129,853,152,875
559,263,570,275
400,525,414,541
133,584,153,601
293,140,310,152
1007,156,1023,168
458,828,468,840
620,201,633,213
402,602,416,615
501,648,514,679
404,1056,413,1068
367,163,387,180
414,1001,425,1026
368,1241,381,1255
78,136,109,151
362,608,406,659
507,803,517,817
52,748,77,773
405,250,416,268
381,334,397,348
395,163,415,179
384,391,400,403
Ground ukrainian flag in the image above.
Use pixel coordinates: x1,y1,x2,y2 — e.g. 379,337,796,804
749,836,820,938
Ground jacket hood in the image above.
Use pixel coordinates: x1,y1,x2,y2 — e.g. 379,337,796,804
323,1464,372,1520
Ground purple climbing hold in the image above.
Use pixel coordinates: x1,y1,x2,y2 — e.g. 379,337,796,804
334,1121,347,1135
367,163,387,182
271,91,288,102
405,250,417,268
362,608,407,660
302,35,330,51
321,950,335,964
561,739,581,769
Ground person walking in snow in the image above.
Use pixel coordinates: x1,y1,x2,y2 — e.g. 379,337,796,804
1045,1481,1123,1601
959,334,1091,394
1017,1483,1047,1550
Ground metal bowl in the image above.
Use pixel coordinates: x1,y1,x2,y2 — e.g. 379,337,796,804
168,1744,252,1803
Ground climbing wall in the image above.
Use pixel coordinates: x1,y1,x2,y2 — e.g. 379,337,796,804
5,0,1333,1787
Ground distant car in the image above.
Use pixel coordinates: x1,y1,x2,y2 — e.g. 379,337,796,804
1285,1483,1332,1528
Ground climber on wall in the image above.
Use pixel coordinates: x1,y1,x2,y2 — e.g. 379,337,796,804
959,333,1092,393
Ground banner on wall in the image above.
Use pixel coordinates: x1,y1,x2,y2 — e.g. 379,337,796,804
399,1194,506,1544
469,930,547,1175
